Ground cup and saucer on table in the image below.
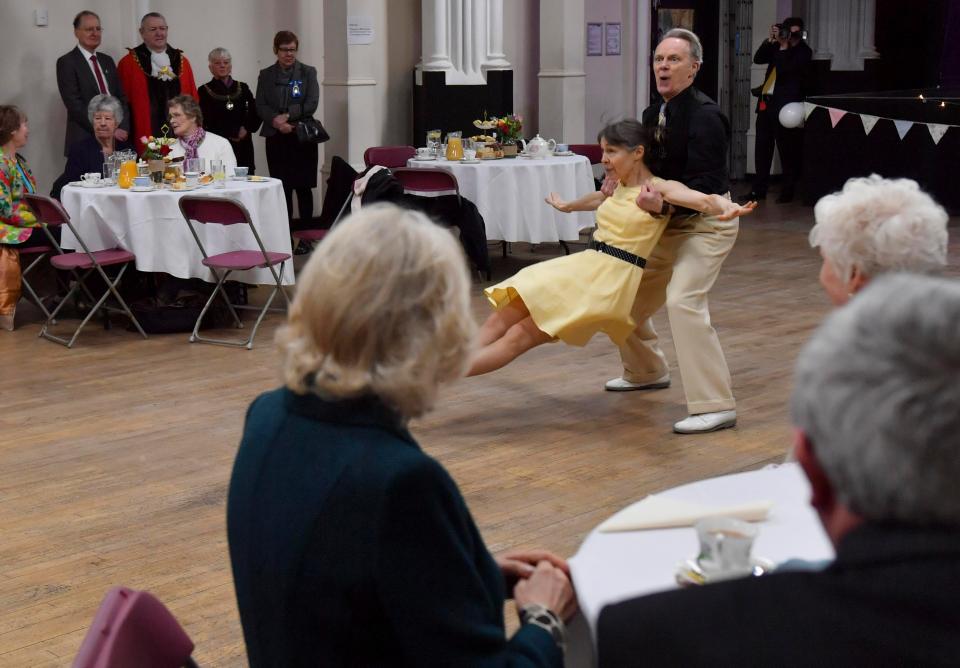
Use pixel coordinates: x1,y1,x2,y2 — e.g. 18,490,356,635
412,147,436,162
553,143,575,157
78,172,109,188
675,517,775,586
129,175,156,192
460,148,480,164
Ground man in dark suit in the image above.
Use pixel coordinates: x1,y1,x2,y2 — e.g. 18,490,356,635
55,10,129,156
597,273,960,666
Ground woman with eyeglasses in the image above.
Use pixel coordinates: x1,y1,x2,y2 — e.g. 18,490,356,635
255,31,320,245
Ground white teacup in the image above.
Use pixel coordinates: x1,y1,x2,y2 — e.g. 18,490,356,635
415,147,432,159
694,516,757,578
463,149,477,161
556,143,570,153
81,172,101,186
185,171,200,187
233,166,248,178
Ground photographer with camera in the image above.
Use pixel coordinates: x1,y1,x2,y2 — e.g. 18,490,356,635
747,17,812,203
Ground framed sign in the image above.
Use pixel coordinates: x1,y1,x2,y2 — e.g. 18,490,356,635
587,22,603,56
605,22,621,56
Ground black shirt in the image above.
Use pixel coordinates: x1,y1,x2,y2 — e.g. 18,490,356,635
641,85,731,196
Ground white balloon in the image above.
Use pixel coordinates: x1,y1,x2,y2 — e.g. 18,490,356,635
779,102,805,128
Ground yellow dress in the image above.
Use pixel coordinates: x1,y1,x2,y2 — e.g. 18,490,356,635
485,181,669,346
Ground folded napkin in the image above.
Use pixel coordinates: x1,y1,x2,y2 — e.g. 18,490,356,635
597,495,774,533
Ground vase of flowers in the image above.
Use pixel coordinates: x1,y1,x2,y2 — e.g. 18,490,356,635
141,126,176,183
496,114,522,157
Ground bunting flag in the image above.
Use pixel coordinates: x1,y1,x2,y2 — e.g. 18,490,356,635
893,119,913,140
827,108,847,128
804,103,958,144
928,123,949,145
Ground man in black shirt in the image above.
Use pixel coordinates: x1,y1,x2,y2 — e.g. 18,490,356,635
748,17,812,203
605,29,739,435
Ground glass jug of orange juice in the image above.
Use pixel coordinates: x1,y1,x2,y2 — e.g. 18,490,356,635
445,132,463,161
117,159,138,189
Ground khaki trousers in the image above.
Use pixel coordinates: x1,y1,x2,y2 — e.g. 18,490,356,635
618,210,739,414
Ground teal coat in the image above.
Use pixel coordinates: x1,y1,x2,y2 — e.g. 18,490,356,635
228,387,561,667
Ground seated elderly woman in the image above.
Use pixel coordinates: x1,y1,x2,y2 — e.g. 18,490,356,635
166,95,237,171
52,94,132,199
810,174,948,305
228,204,576,666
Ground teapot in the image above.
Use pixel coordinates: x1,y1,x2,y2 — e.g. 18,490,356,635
520,134,557,158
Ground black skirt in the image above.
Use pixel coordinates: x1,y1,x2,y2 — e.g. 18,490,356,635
266,132,318,189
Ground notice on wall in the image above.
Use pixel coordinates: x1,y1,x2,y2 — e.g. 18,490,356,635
605,23,621,56
587,22,603,56
348,16,374,45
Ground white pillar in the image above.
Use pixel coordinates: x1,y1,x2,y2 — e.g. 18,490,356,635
808,0,877,70
417,0,510,84
538,0,586,143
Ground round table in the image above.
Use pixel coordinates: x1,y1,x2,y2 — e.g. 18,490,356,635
405,154,597,243
564,463,835,667
60,178,295,285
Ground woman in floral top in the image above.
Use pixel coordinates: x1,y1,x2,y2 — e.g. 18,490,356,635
0,105,40,330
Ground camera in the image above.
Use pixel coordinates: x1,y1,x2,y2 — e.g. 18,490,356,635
776,24,789,39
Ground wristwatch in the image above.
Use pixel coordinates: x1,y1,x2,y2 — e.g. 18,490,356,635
519,603,565,651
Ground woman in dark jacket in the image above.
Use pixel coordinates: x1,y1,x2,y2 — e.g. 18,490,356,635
199,47,261,174
52,94,132,199
228,204,577,667
255,30,319,232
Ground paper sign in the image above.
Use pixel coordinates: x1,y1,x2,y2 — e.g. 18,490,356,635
348,16,374,45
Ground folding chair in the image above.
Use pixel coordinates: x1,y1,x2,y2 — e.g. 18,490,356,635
73,586,198,668
364,145,415,169
392,167,461,207
17,224,63,323
24,194,146,348
178,195,291,350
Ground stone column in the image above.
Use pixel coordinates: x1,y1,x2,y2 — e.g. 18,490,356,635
538,0,586,143
808,0,877,70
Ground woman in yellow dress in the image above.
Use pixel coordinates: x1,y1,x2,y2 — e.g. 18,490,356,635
468,119,756,376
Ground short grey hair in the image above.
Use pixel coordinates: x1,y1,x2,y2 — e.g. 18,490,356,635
810,175,948,283
168,94,203,127
791,273,960,525
662,28,703,64
87,94,123,126
208,47,231,62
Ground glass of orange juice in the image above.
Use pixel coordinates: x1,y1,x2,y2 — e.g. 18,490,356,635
117,159,138,189
445,132,463,161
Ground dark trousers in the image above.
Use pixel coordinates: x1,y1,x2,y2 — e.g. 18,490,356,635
753,107,804,196
282,187,314,230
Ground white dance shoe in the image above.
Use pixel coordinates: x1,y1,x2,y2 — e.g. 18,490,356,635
604,373,671,392
673,410,737,434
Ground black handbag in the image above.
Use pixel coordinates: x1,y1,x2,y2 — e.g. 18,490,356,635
296,117,330,144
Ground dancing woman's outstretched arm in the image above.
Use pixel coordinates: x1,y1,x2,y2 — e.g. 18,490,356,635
655,181,758,221
545,190,607,213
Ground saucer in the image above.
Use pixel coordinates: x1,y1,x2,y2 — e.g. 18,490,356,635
675,557,775,587
553,151,575,157
79,181,109,188
170,184,203,192
411,157,436,162
459,158,481,164
246,176,268,182
129,186,156,192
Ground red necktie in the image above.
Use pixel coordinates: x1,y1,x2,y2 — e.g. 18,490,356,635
90,55,107,94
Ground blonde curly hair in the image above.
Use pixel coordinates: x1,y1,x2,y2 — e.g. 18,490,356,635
277,204,476,419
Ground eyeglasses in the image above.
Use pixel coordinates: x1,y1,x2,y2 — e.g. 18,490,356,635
278,47,298,53
81,27,103,33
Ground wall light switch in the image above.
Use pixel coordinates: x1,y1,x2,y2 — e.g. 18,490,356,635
35,9,49,26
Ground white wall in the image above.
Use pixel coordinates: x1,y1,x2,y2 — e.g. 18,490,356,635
585,0,629,138
502,0,539,136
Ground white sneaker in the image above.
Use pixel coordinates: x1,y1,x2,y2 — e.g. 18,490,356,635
673,410,737,434
604,373,671,392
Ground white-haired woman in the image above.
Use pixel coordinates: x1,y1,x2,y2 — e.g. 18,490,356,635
227,204,577,667
198,47,260,174
810,174,949,306
53,94,132,199
165,94,237,171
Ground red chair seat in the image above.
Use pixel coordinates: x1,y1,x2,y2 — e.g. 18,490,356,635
17,244,54,256
292,228,328,242
51,248,135,270
202,250,291,271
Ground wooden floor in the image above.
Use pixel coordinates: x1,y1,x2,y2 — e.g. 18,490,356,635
2,199,958,666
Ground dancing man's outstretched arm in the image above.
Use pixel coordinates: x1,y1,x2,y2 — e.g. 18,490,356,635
653,181,757,221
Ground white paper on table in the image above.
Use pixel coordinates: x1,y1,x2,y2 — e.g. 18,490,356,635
597,494,773,532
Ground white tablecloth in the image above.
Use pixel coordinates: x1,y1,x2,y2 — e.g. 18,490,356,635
60,178,295,285
565,464,835,667
405,155,597,243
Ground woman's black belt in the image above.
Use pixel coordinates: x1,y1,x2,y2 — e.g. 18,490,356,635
590,240,647,268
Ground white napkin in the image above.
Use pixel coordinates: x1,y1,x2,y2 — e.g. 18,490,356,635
597,494,773,533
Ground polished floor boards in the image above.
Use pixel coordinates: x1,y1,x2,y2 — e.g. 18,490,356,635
1,202,957,665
